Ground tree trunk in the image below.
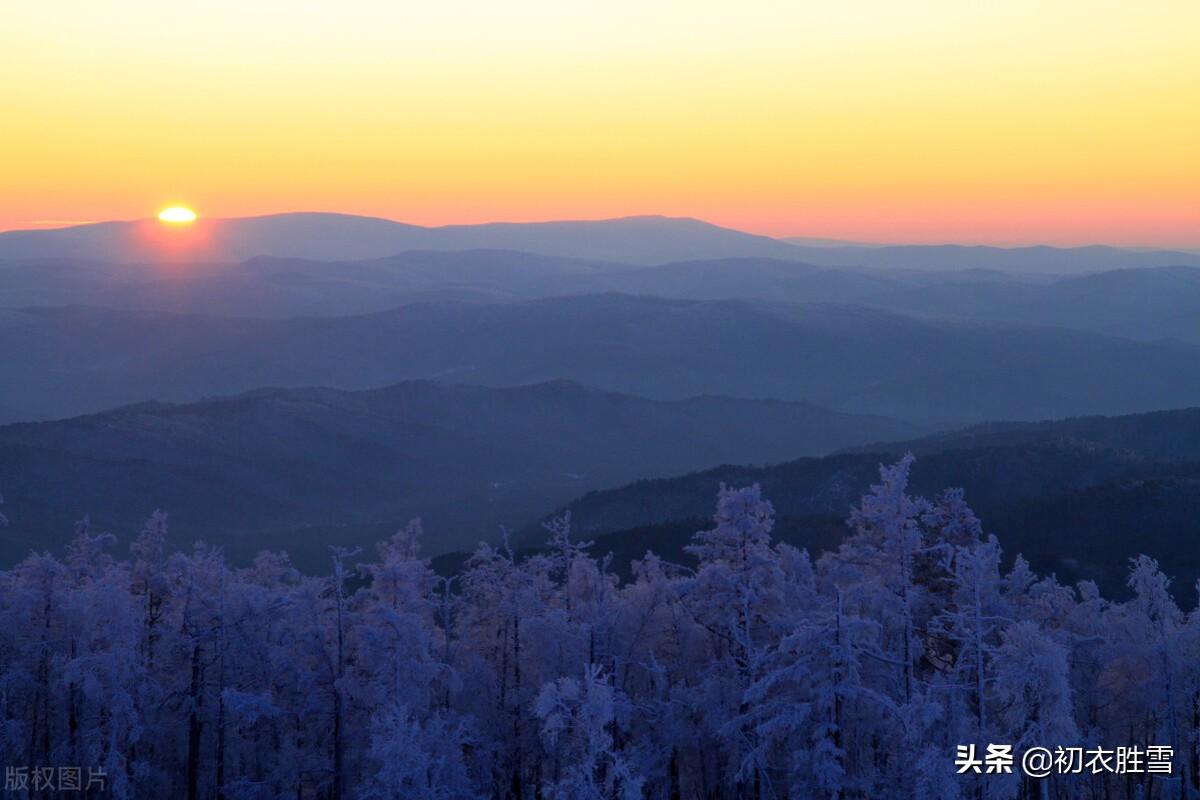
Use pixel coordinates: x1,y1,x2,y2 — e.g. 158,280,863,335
186,641,203,800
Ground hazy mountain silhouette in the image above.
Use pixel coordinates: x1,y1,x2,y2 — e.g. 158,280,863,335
4,295,1200,426
5,249,1199,341
0,249,623,317
4,212,1198,271
0,379,916,566
0,213,806,265
782,242,1200,273
781,236,881,248
583,259,1200,343
820,265,1200,343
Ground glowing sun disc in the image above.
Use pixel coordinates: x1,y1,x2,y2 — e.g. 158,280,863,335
158,206,197,224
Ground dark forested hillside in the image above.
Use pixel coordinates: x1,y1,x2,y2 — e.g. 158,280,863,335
846,406,1200,459
535,407,1200,594
0,379,916,567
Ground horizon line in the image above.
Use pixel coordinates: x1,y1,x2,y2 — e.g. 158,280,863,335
3,211,1198,253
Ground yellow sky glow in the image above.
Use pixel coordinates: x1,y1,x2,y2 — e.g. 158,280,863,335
2,1,1198,246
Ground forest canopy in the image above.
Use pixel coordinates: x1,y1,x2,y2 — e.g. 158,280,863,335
0,457,1191,799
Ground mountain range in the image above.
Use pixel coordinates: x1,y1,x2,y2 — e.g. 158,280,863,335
5,210,1200,589
3,242,1199,346
585,259,1200,344
527,407,1200,596
0,379,916,568
0,213,802,266
3,212,1198,272
5,295,1200,425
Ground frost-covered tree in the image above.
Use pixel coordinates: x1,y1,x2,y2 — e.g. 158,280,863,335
991,621,1078,800
0,456,1191,799
535,665,642,800
681,484,790,796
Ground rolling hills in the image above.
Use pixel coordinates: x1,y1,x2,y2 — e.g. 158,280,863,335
583,259,1200,343
5,214,1200,592
4,247,1199,344
4,294,1200,425
527,407,1200,595
0,248,623,317
0,379,917,568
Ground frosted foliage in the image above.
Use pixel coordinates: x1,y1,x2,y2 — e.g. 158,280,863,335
0,461,1190,798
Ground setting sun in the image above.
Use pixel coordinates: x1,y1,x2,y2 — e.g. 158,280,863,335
158,206,197,224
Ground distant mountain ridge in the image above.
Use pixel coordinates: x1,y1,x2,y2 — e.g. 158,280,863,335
4,294,1200,425
3,212,1198,272
0,213,805,266
0,379,917,568
0,248,627,317
3,247,1199,346
587,259,1200,343
783,242,1200,274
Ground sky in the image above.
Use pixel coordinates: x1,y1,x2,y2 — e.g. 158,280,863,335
2,1,1198,247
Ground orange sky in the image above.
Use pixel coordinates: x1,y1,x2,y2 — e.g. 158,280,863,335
2,1,1198,247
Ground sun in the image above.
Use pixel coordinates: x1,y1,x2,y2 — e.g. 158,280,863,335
158,206,197,224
